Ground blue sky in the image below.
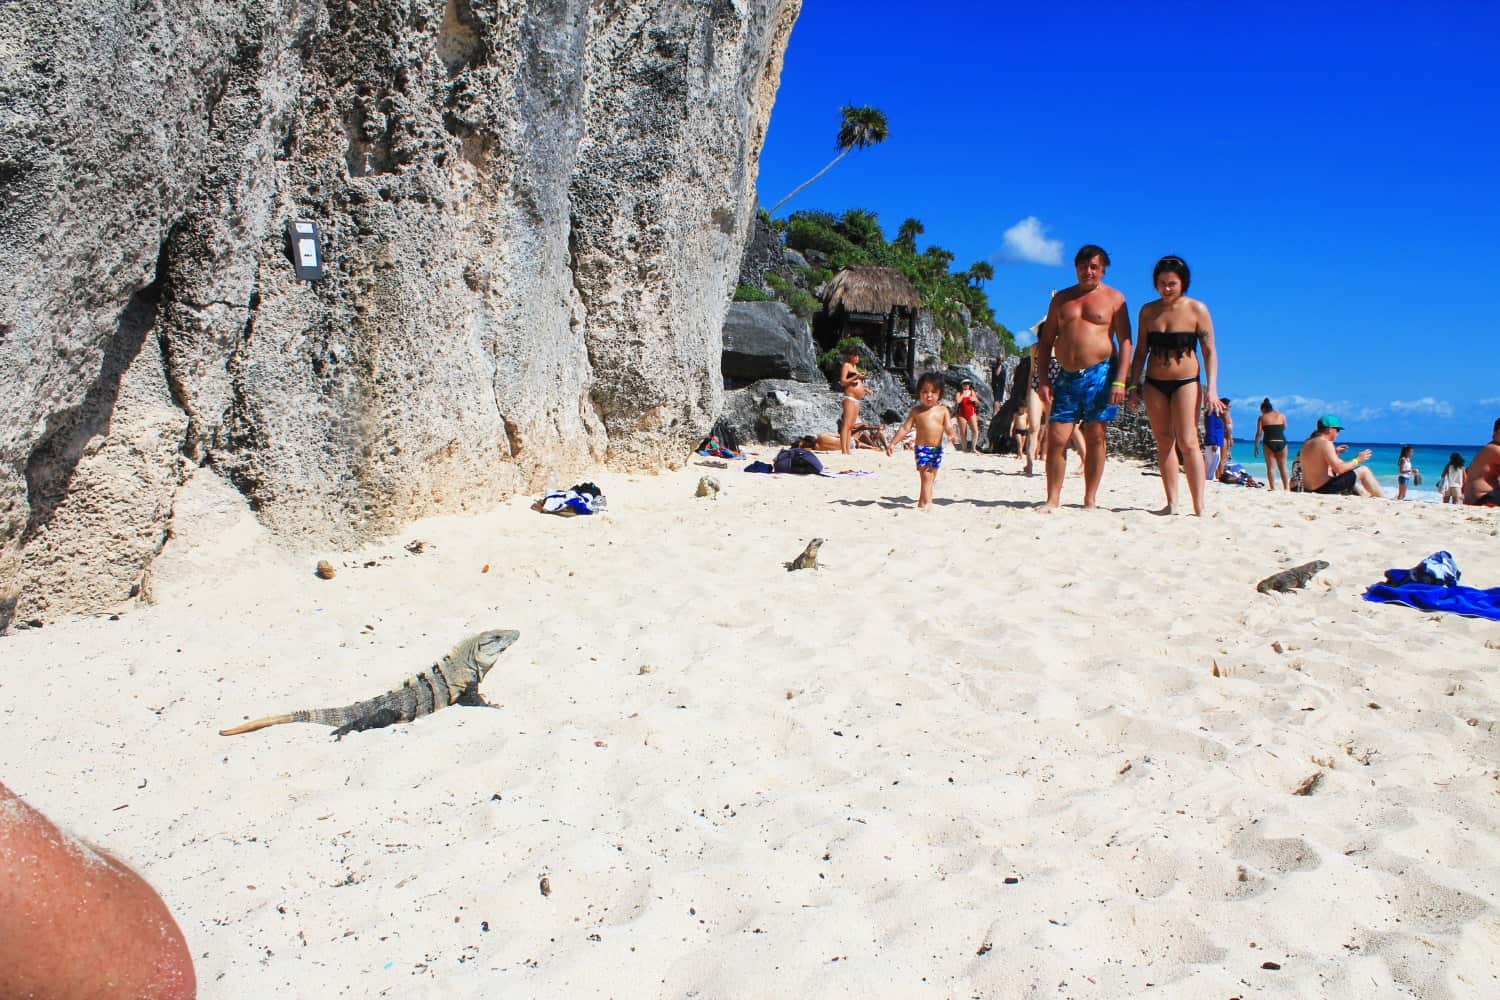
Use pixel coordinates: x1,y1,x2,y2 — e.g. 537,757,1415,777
753,1,1499,445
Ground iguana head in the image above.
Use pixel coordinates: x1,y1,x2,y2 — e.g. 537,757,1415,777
472,629,520,677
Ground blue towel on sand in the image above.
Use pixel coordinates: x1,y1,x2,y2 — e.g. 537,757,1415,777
1363,551,1500,620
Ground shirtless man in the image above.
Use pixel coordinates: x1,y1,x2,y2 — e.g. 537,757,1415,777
1463,417,1500,505
1036,245,1132,509
1296,414,1385,497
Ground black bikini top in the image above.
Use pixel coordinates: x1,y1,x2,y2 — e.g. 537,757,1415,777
1146,330,1200,363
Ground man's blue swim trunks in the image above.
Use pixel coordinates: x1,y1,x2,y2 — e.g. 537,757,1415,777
1050,359,1118,424
915,445,943,469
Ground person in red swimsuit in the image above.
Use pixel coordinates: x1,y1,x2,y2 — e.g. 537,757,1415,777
954,379,980,453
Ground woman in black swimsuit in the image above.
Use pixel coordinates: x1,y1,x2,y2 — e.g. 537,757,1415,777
1124,255,1223,516
1253,397,1290,490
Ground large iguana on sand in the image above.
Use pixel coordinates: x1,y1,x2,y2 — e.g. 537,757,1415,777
220,629,519,739
1256,561,1329,594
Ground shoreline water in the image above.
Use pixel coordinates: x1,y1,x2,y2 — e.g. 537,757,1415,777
1229,439,1472,500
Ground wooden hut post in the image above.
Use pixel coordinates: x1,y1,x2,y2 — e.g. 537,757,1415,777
906,308,916,386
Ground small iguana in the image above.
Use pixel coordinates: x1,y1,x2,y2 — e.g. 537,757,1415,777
1256,560,1329,594
785,538,825,571
220,628,519,739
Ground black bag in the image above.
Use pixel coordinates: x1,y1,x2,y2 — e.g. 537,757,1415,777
772,447,824,475
711,417,741,455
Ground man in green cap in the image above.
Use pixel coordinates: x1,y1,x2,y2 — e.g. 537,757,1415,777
1296,414,1385,497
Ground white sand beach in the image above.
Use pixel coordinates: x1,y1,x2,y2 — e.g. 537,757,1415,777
3,449,1498,998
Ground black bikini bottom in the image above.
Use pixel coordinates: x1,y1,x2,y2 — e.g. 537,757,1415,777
1264,441,1287,454
1143,375,1199,399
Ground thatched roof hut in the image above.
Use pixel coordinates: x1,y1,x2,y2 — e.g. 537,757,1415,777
814,266,922,385
818,266,920,316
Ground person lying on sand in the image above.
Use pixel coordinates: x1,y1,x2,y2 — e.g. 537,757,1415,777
1296,414,1384,497
0,781,195,999
800,429,890,454
1463,417,1500,506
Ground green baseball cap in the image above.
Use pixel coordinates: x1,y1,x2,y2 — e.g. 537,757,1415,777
1317,414,1343,430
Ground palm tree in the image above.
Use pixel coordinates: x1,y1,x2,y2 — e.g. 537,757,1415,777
768,105,890,216
967,261,995,288
837,208,883,248
895,218,924,251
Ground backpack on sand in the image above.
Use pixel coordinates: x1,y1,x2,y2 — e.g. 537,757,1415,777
772,447,823,475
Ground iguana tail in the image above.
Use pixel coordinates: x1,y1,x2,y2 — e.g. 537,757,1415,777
219,705,382,736
220,714,297,735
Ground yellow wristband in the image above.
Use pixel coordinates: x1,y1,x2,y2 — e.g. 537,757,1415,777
1110,380,1125,388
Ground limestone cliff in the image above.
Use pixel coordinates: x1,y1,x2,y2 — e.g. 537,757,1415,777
0,0,799,625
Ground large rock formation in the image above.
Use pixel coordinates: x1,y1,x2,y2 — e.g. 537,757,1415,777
721,301,821,385
0,0,801,626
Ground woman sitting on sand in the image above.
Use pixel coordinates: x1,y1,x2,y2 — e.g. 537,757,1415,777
1125,254,1223,515
1252,397,1290,490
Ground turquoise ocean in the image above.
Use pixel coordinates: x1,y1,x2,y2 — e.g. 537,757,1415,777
1229,439,1472,501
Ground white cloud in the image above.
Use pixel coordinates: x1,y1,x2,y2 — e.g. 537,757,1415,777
1479,396,1500,407
1272,395,1343,417
1389,397,1454,418
1233,394,1384,425
999,217,1063,266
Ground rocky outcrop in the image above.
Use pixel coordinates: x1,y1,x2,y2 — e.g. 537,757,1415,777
1107,406,1159,462
0,0,802,626
721,380,845,446
735,210,789,292
722,301,821,385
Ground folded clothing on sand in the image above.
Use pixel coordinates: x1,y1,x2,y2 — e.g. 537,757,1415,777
533,482,606,516
1363,550,1500,620
742,461,875,479
1219,462,1263,488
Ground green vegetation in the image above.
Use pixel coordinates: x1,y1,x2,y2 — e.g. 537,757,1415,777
732,284,771,302
769,105,890,216
781,207,1017,359
817,336,871,370
763,273,819,318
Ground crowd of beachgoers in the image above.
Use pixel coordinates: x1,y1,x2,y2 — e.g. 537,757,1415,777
828,246,1500,516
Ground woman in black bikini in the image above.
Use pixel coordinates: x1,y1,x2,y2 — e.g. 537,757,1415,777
1252,397,1290,490
1125,255,1223,516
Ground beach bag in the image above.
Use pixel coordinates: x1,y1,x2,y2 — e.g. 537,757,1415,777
1290,459,1304,492
709,417,741,454
772,447,823,475
1412,469,1423,486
